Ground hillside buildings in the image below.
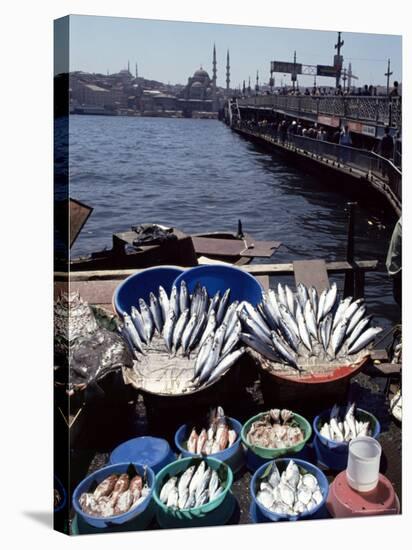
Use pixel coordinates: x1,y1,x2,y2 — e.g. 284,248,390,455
69,45,233,117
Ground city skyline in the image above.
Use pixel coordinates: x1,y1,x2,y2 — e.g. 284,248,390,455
64,15,402,89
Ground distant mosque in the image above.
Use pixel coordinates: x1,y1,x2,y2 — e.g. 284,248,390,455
183,66,214,100
178,44,231,113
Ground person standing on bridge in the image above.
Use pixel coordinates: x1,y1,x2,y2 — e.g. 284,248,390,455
339,125,352,146
332,127,341,143
380,126,394,178
287,120,297,145
280,119,287,144
362,84,370,96
394,130,402,168
339,125,352,164
389,81,399,97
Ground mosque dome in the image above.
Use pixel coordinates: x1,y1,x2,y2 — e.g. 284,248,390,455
193,68,210,81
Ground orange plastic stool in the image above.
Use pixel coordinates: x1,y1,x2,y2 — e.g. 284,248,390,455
327,471,400,517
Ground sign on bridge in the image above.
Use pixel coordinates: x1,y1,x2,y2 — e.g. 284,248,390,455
271,60,337,79
271,61,303,75
317,64,337,77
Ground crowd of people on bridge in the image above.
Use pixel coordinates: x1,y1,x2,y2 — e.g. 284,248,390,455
240,118,356,146
242,80,400,98
237,117,399,166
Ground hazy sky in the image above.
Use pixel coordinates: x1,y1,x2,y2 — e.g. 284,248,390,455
66,15,402,88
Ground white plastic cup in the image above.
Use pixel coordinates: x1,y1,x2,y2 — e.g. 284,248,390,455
346,436,382,492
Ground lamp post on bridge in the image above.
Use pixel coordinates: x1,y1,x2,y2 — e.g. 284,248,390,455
334,31,344,88
385,59,393,96
292,50,297,91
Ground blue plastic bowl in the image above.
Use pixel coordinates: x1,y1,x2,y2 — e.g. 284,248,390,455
113,265,184,317
110,437,175,474
250,458,329,522
313,407,381,471
173,265,263,307
174,417,244,473
72,462,155,529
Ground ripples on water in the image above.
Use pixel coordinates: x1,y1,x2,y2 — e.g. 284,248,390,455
68,115,400,330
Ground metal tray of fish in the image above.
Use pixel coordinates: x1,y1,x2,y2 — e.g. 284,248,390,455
123,339,250,398
119,281,245,396
239,282,382,378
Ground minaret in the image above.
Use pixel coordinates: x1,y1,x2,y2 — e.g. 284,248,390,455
255,71,259,94
248,76,251,96
242,80,246,96
212,43,217,85
226,50,230,94
334,31,344,88
127,60,130,73
212,43,217,110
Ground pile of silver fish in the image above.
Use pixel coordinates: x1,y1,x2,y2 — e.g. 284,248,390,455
256,459,323,516
247,409,305,449
319,403,371,442
118,281,245,388
159,461,224,510
79,472,150,518
187,406,237,455
239,282,382,370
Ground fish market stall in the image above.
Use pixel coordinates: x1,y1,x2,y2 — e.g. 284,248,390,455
54,259,401,533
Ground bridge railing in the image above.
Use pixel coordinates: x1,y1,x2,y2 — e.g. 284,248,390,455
237,95,402,129
235,121,402,206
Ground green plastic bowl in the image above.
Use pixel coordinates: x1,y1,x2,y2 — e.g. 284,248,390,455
153,456,233,521
241,410,312,459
